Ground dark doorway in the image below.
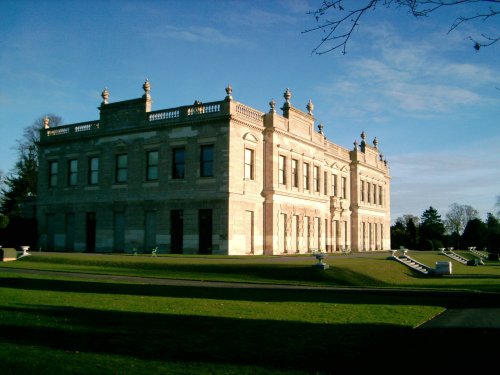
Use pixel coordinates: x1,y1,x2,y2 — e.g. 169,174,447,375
170,209,183,254
144,211,157,251
113,211,125,252
86,212,96,252
198,209,213,254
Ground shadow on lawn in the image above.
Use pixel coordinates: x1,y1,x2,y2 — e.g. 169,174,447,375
2,276,500,308
1,305,498,372
1,305,499,373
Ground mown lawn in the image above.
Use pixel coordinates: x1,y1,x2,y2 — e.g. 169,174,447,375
0,251,499,374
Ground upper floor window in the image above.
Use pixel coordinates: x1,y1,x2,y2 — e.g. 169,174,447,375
279,155,286,185
379,186,384,206
68,159,78,186
373,184,378,205
88,157,99,185
332,173,337,196
341,176,347,198
303,163,309,190
172,147,185,179
361,180,365,202
200,144,214,177
146,150,159,181
116,154,128,183
324,171,328,195
313,166,320,192
49,161,58,187
244,148,254,180
291,159,298,188
367,182,371,203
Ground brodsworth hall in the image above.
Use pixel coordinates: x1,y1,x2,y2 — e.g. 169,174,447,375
36,81,391,255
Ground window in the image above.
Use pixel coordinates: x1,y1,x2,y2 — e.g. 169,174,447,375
200,145,214,177
291,159,298,188
244,148,254,180
88,157,99,185
279,155,286,185
341,177,347,198
313,166,320,192
324,171,328,195
361,180,365,202
146,150,159,181
303,163,309,190
367,182,371,203
379,186,383,206
331,173,337,196
373,184,378,205
68,159,78,186
172,147,185,179
116,154,128,183
49,161,58,187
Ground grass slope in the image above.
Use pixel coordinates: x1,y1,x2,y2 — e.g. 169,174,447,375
1,251,499,374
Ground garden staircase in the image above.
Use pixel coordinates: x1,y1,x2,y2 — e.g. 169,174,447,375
468,248,488,259
440,249,468,264
389,249,433,275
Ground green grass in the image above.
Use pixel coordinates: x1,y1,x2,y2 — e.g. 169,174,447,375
1,251,500,373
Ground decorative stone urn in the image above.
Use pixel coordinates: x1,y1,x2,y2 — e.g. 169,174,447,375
312,252,329,270
19,246,30,258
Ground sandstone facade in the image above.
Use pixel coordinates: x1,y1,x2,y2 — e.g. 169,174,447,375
37,82,391,255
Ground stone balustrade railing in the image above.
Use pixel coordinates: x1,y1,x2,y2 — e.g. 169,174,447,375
235,103,264,123
44,121,100,138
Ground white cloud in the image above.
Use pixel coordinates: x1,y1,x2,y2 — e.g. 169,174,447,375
145,25,241,45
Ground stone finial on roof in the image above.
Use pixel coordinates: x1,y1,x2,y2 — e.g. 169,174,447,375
43,116,50,129
361,130,366,141
101,87,109,104
373,137,379,149
318,123,324,135
143,79,151,99
307,99,314,115
284,88,292,102
353,139,359,150
225,84,233,100
269,98,276,113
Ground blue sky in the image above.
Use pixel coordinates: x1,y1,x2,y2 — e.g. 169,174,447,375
1,0,499,222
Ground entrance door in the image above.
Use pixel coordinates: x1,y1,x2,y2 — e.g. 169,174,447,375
170,210,183,254
113,212,125,252
144,211,157,251
86,212,96,252
65,213,75,251
245,210,254,254
198,209,213,254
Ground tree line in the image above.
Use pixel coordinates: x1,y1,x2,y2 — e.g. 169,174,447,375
391,202,500,252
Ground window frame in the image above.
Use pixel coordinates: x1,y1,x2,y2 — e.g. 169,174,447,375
88,156,99,185
68,159,78,186
115,154,128,183
303,162,310,190
172,147,185,179
313,165,320,193
200,144,214,178
49,160,58,188
291,159,298,188
146,150,159,181
244,147,255,180
279,155,286,185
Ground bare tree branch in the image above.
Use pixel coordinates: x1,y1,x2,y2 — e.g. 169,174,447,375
304,0,500,55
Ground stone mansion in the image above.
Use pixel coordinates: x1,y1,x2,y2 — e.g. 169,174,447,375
36,81,391,255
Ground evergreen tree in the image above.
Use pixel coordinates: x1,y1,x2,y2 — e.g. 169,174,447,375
461,218,487,250
0,114,62,218
419,206,445,250
486,213,500,253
